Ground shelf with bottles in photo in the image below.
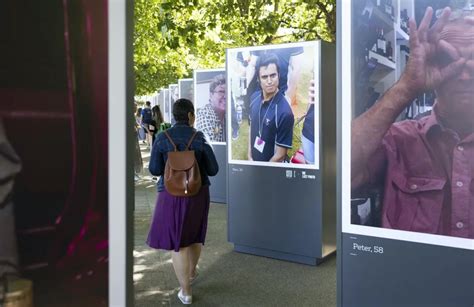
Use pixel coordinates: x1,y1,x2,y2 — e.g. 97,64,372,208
368,27,395,67
395,0,414,40
354,0,416,111
372,0,396,25
370,0,415,82
359,1,397,67
361,0,395,37
363,0,414,65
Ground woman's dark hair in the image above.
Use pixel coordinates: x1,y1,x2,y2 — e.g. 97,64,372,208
152,105,163,122
136,107,142,118
172,98,195,122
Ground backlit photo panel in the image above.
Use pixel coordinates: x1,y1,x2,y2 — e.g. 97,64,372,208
226,41,320,169
158,90,164,115
193,69,226,144
169,84,178,125
342,0,473,250
178,78,194,102
163,89,170,123
1,0,111,305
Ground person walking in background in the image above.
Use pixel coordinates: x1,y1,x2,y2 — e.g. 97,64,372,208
134,104,144,181
147,99,219,304
151,105,164,145
141,101,153,148
135,107,146,143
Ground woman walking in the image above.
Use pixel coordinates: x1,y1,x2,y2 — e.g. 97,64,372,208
151,105,164,145
147,98,218,304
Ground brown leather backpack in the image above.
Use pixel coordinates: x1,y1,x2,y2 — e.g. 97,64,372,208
163,130,202,197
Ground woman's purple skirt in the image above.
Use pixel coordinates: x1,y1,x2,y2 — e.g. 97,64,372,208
147,186,210,252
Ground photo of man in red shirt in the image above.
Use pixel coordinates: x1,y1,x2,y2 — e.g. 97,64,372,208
352,6,474,239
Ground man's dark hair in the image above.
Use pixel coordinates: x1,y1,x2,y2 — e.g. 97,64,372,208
173,98,195,122
255,53,280,82
209,74,226,93
145,101,151,106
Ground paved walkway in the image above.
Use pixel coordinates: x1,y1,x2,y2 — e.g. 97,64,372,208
134,142,336,306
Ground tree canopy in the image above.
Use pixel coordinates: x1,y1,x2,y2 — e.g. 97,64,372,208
134,0,336,95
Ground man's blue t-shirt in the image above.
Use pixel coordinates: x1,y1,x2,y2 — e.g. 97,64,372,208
141,107,152,124
249,91,294,161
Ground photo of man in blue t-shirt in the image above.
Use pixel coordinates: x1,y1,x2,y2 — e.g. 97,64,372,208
248,53,295,162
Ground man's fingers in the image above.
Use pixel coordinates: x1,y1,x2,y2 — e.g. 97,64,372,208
428,7,451,42
439,58,466,83
438,39,460,61
409,18,420,48
418,6,434,40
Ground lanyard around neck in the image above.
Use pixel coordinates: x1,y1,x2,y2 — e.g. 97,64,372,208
258,94,276,138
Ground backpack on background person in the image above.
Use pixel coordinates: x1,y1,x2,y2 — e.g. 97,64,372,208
163,131,201,197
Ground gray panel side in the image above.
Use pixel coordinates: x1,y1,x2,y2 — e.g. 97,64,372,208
126,0,135,305
336,1,343,306
209,144,227,203
234,244,318,265
321,42,337,258
337,3,474,306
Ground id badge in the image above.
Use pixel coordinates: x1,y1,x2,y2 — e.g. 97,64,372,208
253,136,265,153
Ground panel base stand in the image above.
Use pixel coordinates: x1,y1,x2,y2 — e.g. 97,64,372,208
234,244,329,266
210,196,226,204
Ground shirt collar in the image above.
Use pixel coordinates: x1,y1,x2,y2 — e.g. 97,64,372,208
261,91,280,105
422,102,474,143
174,121,190,126
420,103,442,136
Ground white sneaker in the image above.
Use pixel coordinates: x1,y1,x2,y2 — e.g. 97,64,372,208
177,289,192,305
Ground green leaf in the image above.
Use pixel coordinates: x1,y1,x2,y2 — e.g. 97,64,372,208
134,0,335,95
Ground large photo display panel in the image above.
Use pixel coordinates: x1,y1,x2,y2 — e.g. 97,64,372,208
158,90,165,116
163,88,170,123
339,1,474,305
193,69,227,144
1,0,114,305
226,41,320,169
169,84,178,125
178,78,194,102
342,0,474,250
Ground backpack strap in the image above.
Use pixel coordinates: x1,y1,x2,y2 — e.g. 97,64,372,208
163,131,177,152
186,131,198,150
